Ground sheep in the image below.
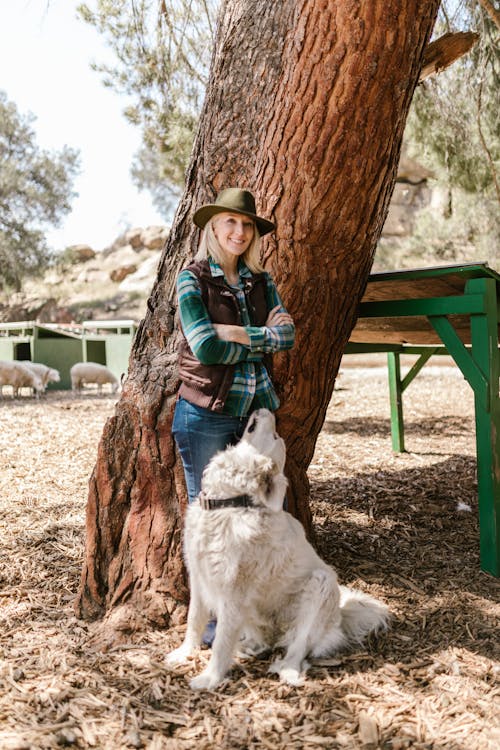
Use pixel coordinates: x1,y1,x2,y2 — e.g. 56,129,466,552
0,360,44,399
20,361,61,389
70,362,119,395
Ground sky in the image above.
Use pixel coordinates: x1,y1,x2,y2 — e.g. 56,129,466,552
0,0,167,252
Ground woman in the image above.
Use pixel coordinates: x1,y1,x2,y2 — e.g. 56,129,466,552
172,187,295,505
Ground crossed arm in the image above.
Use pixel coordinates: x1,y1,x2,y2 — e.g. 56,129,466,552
177,270,295,366
214,305,294,346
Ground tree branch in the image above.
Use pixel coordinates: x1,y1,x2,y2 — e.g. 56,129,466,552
419,31,480,81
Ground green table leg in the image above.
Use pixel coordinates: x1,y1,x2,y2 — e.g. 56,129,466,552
468,278,500,577
387,352,405,452
387,349,438,454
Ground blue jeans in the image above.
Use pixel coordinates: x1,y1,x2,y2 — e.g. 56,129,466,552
172,397,250,503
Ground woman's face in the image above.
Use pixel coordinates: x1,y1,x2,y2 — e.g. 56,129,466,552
212,212,255,260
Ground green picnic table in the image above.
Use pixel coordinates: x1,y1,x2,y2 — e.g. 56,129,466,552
344,262,500,577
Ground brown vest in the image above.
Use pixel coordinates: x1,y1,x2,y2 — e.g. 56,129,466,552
177,259,272,412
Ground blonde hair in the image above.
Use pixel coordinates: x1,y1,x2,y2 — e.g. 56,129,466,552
195,216,264,273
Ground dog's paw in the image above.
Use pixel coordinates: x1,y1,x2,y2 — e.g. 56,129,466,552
164,644,193,667
268,659,306,686
279,667,305,686
189,670,224,691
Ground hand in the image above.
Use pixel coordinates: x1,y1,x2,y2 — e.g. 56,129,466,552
265,305,294,327
213,323,232,340
213,323,250,345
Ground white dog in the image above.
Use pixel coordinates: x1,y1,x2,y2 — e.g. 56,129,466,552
166,409,388,690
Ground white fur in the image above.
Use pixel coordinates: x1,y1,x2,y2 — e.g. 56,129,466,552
0,360,44,398
166,409,389,690
21,361,60,389
70,362,119,394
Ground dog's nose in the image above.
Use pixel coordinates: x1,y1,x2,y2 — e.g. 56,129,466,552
245,408,276,436
255,408,274,422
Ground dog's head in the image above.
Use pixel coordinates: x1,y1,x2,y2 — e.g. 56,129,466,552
241,409,286,474
200,409,287,512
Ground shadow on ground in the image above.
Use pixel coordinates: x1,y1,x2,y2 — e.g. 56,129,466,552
311,455,498,668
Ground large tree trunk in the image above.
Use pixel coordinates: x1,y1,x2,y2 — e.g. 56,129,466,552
75,0,440,630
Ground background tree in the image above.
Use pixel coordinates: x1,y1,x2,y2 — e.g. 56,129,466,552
77,0,217,216
0,91,79,291
409,0,499,197
79,2,497,218
383,0,500,270
76,0,440,633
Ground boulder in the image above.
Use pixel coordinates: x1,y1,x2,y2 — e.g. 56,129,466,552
110,264,138,283
67,244,96,262
141,226,169,249
118,253,161,293
125,227,144,249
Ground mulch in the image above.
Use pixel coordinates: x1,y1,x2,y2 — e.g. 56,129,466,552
0,361,498,749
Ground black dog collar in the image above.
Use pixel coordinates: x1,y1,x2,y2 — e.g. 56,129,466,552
199,493,254,511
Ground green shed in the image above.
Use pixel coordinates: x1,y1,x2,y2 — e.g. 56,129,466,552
82,319,137,383
0,321,85,389
0,321,35,361
0,319,137,390
34,324,85,389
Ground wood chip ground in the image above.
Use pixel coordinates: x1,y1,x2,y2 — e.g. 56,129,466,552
1,358,499,749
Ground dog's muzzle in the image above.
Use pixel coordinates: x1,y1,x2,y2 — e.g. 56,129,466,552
198,492,254,511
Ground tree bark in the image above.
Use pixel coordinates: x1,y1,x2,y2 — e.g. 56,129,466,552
75,0,440,631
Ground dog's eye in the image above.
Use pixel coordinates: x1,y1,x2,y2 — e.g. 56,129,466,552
247,417,256,433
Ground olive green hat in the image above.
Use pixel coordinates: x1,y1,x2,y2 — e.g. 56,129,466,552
193,187,276,236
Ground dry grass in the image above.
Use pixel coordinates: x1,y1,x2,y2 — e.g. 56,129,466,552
0,361,499,749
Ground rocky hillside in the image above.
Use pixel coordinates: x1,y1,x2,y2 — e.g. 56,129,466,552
0,151,448,326
0,225,169,325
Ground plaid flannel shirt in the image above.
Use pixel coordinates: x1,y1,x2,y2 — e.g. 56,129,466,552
177,258,295,416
